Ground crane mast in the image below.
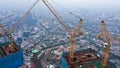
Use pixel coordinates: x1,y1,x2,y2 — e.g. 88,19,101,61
97,20,111,68
0,24,12,41
42,0,83,61
0,24,19,50
70,19,83,60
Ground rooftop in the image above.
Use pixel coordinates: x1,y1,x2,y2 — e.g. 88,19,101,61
62,49,116,68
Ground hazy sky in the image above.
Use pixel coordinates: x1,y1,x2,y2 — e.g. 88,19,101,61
0,0,120,10
58,0,120,8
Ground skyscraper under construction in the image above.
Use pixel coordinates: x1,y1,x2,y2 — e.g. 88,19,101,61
41,0,117,68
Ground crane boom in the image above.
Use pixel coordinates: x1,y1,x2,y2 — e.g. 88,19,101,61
42,0,72,35
73,18,83,34
69,18,83,60
42,0,83,61
10,0,39,33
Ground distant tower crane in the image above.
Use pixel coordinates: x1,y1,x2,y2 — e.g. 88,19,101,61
97,20,111,68
9,0,39,45
0,0,39,67
42,0,83,61
0,0,39,50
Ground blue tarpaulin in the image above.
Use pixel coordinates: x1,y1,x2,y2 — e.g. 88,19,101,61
0,42,23,68
0,49,23,68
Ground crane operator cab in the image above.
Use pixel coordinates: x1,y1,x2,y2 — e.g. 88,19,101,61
103,43,108,48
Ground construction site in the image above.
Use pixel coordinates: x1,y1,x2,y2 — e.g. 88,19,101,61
41,0,117,68
0,0,120,68
62,48,116,68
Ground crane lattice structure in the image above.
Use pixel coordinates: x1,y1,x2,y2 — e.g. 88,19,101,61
0,0,39,50
10,0,39,33
97,20,111,68
42,0,84,61
0,24,19,50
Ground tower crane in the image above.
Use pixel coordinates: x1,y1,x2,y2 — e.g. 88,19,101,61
0,0,39,51
0,0,39,67
42,0,83,61
97,20,111,68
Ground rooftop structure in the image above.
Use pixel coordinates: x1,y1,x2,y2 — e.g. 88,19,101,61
0,24,23,68
61,48,117,68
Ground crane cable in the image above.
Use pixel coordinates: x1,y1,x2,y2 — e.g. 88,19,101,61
10,0,40,33
52,0,119,35
51,0,95,33
51,0,80,19
0,14,14,21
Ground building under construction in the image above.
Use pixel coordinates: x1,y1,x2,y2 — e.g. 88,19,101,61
60,21,117,68
0,0,39,67
41,0,118,68
0,0,119,68
0,24,23,68
61,48,116,68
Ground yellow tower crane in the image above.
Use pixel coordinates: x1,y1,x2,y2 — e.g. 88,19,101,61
97,20,111,68
42,0,83,61
0,0,39,50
